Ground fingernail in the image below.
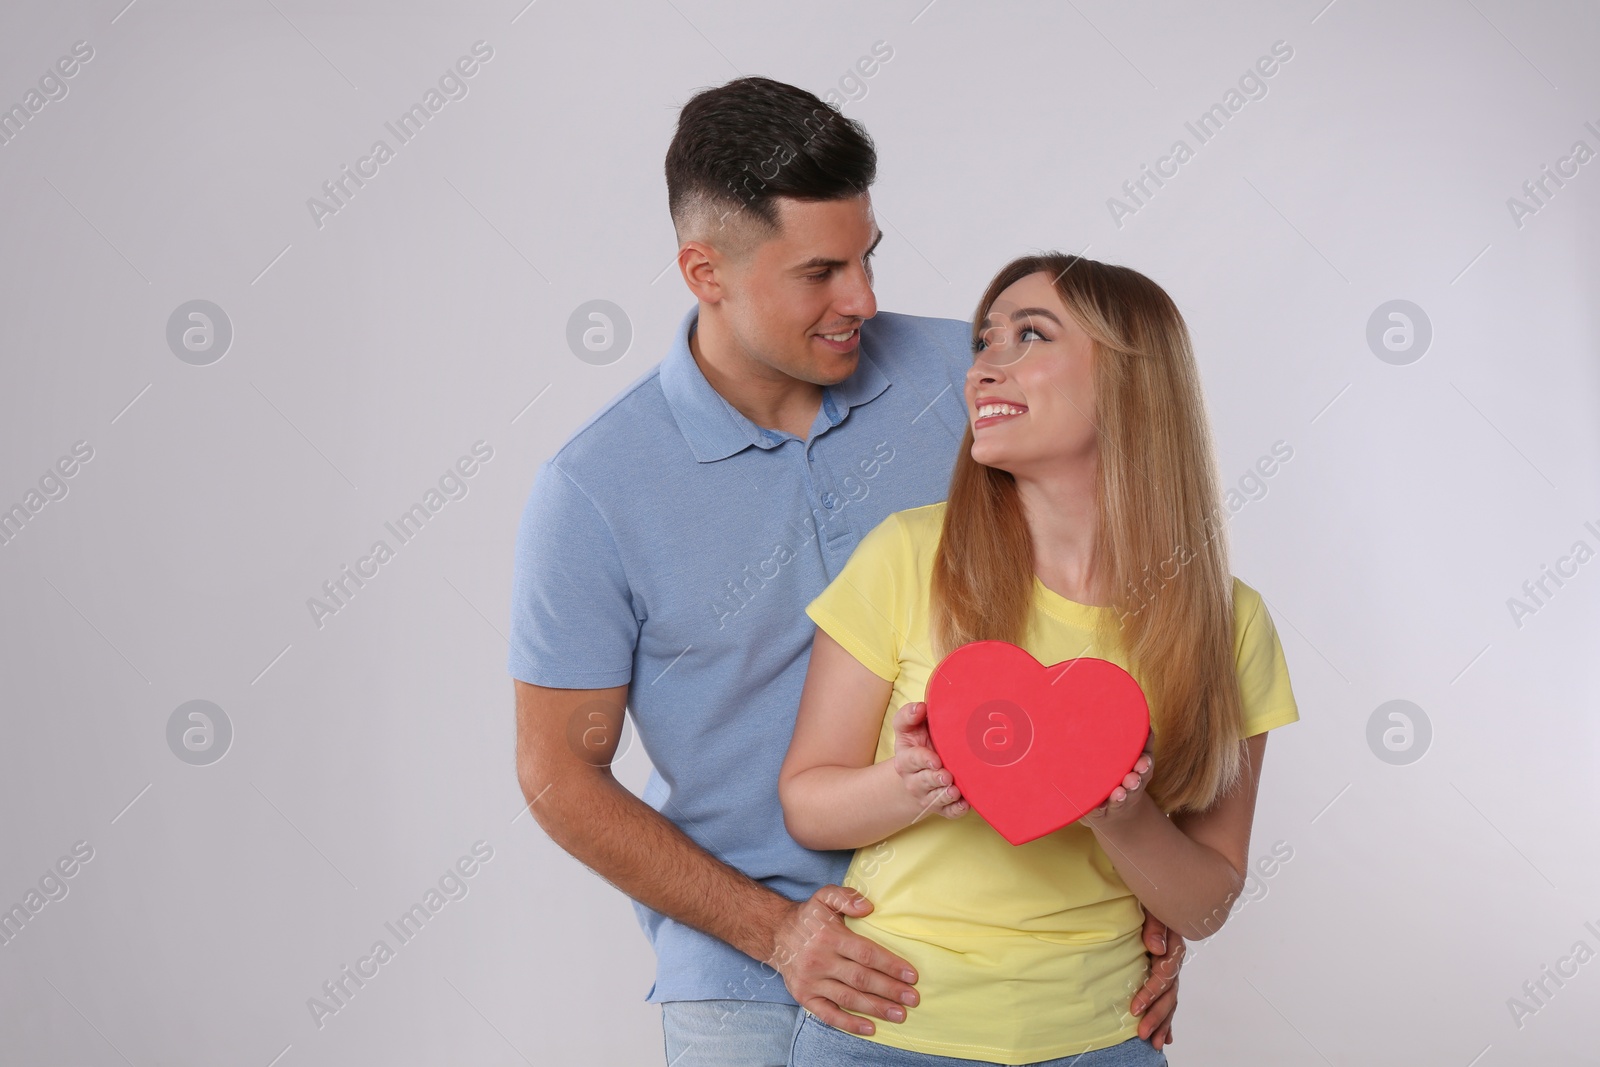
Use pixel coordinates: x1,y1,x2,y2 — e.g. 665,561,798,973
902,969,916,981
862,1022,875,1035
900,990,918,1006
888,1007,905,1021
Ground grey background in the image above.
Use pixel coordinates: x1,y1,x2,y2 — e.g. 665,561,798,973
2,0,1596,1063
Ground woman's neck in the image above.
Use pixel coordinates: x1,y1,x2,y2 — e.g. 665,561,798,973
1013,459,1104,606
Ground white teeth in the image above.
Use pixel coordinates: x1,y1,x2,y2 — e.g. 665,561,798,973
820,330,855,342
978,403,1025,418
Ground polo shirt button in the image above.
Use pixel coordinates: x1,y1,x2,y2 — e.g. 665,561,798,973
822,493,836,507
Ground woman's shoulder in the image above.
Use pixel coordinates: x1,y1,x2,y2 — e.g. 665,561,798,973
1228,576,1291,658
1228,575,1267,626
851,503,945,575
1226,575,1300,731
873,501,946,554
858,501,944,538
889,500,947,532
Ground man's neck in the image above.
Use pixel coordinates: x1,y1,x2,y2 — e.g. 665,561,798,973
690,312,824,441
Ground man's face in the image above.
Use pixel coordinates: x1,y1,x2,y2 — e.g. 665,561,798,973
717,194,880,387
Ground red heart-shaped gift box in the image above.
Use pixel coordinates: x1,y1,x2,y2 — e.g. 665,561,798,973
924,640,1151,845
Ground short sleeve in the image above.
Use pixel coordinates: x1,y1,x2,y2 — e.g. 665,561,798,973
507,460,639,688
1233,581,1300,737
804,513,911,683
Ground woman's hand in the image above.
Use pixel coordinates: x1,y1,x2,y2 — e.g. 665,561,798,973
1082,732,1155,828
891,702,969,820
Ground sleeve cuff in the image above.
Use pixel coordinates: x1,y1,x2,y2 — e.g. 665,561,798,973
805,606,898,683
508,658,633,690
1242,707,1300,738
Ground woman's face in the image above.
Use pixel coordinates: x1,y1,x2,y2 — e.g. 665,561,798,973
964,271,1098,477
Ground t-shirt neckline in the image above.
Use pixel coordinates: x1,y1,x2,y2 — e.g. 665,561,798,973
1031,574,1107,623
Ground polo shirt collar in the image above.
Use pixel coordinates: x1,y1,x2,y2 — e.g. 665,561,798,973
660,303,891,463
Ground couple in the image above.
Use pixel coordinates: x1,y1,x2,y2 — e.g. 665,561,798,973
509,76,1298,1067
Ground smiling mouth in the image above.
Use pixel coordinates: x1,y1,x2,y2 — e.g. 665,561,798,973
974,402,1027,426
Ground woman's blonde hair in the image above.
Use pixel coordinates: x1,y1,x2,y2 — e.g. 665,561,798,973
930,253,1244,814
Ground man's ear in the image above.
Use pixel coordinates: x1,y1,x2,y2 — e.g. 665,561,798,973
678,242,717,301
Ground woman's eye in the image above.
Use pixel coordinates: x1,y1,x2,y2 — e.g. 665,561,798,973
972,326,1045,355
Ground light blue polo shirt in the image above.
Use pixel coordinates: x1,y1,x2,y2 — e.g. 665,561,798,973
508,302,972,1005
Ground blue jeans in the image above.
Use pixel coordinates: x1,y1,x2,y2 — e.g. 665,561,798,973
788,1011,1169,1066
661,999,804,1066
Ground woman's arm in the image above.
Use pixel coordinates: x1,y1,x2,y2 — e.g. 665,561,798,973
779,627,959,850
1083,732,1269,942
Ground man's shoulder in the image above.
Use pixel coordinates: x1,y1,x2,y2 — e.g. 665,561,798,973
544,361,674,481
867,308,969,333
861,311,971,406
862,309,970,360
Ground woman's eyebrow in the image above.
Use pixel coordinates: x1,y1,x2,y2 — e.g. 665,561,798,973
1010,307,1061,325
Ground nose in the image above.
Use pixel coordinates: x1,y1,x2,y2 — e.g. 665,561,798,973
966,354,1005,391
836,262,877,322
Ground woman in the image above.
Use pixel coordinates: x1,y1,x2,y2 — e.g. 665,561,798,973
778,253,1300,1066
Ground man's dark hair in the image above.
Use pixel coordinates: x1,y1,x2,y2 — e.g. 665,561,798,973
665,76,877,261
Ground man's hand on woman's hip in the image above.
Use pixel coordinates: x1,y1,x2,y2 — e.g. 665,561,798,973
1131,909,1184,1051
762,884,920,1037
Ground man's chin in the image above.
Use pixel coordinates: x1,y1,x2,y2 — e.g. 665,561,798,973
802,349,859,386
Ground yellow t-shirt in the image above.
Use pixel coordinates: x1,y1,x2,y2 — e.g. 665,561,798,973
803,501,1300,1064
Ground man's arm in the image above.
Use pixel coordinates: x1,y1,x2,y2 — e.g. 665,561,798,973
513,679,922,1036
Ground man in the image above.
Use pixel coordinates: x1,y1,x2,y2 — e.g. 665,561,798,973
509,76,1184,1065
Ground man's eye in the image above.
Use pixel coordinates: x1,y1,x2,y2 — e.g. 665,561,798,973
807,271,830,281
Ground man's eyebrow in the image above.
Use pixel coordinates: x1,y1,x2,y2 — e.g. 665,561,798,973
792,229,884,271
